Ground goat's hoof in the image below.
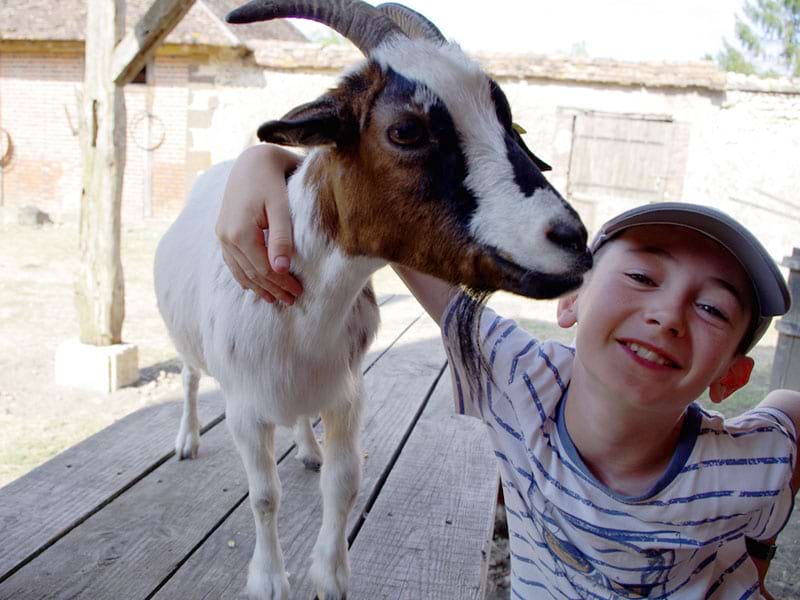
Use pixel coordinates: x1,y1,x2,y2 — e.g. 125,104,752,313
295,446,323,471
175,429,199,460
301,457,322,472
310,550,349,600
246,567,289,600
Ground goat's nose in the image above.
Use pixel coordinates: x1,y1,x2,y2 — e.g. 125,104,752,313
546,221,587,253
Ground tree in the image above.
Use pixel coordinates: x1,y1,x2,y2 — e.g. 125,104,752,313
714,0,800,77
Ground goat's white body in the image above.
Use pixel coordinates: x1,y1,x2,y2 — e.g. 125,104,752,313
155,29,590,600
155,159,382,425
155,156,382,599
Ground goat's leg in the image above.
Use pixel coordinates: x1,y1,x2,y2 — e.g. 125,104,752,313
228,404,289,600
293,417,323,471
175,363,201,460
310,379,363,600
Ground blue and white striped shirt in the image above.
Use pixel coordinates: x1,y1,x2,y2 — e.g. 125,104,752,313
442,297,796,599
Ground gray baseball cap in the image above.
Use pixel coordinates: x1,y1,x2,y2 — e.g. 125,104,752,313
590,202,791,353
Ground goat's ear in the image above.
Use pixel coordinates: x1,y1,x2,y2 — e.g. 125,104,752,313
257,96,352,147
513,130,552,172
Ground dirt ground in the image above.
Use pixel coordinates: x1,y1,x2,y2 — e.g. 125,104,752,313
0,218,797,598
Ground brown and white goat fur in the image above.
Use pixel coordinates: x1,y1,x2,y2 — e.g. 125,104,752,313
154,2,591,599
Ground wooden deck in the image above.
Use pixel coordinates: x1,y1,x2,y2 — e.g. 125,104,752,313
0,294,499,599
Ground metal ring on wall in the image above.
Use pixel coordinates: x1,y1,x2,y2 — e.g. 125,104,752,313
131,111,166,151
0,128,13,168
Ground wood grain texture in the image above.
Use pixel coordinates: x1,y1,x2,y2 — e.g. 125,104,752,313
112,0,197,86
347,369,498,599
153,315,447,599
0,414,266,600
0,293,424,596
76,0,127,344
0,391,225,583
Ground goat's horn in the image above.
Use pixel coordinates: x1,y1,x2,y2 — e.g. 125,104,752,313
226,0,405,55
377,3,446,44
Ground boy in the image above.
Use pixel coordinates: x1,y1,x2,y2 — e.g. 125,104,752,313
217,144,799,598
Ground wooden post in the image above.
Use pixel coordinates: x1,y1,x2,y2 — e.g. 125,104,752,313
75,0,197,347
770,247,800,392
75,0,127,346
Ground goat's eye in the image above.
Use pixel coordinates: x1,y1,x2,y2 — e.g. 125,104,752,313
388,119,426,147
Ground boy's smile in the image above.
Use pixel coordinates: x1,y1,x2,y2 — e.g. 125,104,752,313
561,224,754,414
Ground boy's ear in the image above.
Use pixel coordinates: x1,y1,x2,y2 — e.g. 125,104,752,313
709,355,754,403
257,95,353,148
557,293,579,329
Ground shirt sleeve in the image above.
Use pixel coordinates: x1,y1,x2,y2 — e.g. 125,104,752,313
729,407,798,541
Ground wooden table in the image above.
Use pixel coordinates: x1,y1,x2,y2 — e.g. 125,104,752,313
0,294,498,599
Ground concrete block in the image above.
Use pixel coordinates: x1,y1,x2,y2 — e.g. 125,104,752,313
0,206,19,225
55,340,139,393
18,205,53,227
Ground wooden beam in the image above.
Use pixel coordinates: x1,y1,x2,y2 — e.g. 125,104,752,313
111,0,197,86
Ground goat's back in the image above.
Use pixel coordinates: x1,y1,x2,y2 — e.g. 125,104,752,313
154,163,232,373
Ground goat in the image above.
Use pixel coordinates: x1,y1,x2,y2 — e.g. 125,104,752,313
154,2,592,598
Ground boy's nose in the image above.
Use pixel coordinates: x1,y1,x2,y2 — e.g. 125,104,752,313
644,306,686,337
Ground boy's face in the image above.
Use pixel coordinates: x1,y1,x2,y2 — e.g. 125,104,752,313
558,225,755,412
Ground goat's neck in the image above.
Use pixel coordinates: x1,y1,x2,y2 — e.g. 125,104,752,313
286,151,385,336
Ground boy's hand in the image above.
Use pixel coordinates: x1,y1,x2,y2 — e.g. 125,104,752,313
216,145,304,304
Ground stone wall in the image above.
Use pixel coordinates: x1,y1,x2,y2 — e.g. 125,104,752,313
238,42,800,261
2,42,797,262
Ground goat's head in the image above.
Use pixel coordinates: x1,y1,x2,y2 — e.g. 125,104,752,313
229,0,592,299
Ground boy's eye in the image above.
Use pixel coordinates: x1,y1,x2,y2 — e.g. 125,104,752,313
626,272,656,286
696,303,729,323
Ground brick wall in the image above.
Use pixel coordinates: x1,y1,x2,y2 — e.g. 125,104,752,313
0,51,198,221
2,46,798,265
0,52,83,214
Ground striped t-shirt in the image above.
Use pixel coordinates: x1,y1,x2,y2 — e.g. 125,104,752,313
441,296,797,599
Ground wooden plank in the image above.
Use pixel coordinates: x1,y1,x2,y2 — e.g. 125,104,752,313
364,293,423,371
347,369,498,599
0,390,225,583
0,294,425,595
111,0,197,86
0,410,264,600
152,315,447,599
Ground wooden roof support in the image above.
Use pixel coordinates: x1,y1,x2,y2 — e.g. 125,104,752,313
77,0,195,345
112,0,197,86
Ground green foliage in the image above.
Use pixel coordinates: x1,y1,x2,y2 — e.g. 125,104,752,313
715,0,800,77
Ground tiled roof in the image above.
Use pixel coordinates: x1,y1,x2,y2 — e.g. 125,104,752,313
248,41,800,93
0,0,306,46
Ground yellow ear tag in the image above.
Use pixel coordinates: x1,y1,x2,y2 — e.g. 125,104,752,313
512,122,527,135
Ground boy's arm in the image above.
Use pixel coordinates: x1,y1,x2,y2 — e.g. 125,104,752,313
750,388,800,599
216,144,304,304
217,144,457,323
392,265,458,326
757,388,800,493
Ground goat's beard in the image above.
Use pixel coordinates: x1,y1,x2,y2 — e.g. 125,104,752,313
453,287,494,399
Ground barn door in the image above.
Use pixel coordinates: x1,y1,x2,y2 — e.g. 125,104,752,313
561,110,690,232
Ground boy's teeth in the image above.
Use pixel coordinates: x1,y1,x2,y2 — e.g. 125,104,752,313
628,342,669,366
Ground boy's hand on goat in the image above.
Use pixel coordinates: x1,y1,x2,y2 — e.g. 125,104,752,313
216,144,304,304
